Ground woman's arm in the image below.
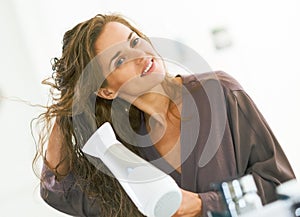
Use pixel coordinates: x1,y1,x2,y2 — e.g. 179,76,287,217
45,120,69,178
40,120,100,216
227,89,296,204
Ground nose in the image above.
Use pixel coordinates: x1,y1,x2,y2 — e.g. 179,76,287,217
125,46,147,64
135,55,147,65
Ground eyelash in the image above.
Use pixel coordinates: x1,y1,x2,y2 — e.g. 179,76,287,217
130,37,140,48
115,57,125,68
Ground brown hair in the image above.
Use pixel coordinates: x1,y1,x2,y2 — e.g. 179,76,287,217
33,13,179,216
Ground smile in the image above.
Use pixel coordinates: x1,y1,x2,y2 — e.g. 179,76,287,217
141,59,154,77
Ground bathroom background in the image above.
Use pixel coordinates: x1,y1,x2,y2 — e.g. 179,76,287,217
0,0,299,216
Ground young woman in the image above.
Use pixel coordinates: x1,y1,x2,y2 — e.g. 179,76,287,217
33,14,295,217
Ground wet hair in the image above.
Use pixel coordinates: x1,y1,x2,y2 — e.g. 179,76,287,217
33,13,179,216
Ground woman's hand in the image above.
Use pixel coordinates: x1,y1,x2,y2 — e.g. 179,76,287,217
172,188,202,217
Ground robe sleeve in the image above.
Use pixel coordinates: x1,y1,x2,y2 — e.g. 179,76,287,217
40,164,100,217
198,191,224,217
227,89,296,204
198,87,296,217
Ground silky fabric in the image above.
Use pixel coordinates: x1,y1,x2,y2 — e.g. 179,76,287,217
40,71,295,217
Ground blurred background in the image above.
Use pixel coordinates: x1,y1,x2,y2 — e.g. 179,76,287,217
0,0,299,216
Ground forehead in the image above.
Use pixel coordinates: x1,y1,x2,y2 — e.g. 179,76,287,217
94,21,132,54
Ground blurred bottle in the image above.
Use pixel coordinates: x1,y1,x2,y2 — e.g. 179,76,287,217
209,174,263,217
238,175,263,214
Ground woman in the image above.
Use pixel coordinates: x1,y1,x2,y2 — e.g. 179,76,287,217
33,14,295,217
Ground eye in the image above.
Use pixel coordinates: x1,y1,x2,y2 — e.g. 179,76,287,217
114,56,125,68
130,37,140,48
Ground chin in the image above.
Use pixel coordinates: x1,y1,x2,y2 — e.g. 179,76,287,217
117,71,166,98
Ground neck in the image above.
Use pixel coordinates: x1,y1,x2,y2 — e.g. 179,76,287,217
119,76,182,125
137,77,182,125
133,84,171,125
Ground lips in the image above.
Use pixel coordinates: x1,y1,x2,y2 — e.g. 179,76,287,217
141,59,154,77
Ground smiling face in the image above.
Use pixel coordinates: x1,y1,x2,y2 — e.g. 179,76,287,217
94,22,166,100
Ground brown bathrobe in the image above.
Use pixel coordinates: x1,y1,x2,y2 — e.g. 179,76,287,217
40,71,295,216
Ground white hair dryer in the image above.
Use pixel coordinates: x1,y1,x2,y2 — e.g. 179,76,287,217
82,122,182,217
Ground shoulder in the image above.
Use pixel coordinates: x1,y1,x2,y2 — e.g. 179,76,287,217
179,71,243,92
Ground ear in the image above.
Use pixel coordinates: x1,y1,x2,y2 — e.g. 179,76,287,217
96,88,118,100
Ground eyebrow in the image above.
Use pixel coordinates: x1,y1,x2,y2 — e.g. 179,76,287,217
109,31,135,65
127,31,134,41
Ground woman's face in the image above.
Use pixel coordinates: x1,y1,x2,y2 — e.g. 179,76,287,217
94,22,166,100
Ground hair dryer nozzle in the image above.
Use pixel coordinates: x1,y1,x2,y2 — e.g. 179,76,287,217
82,122,119,158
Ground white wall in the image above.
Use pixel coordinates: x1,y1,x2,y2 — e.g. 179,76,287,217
0,0,299,216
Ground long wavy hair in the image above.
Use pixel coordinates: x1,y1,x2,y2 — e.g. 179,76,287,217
33,13,180,217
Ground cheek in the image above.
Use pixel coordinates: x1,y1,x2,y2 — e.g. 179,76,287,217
105,68,137,91
105,75,123,91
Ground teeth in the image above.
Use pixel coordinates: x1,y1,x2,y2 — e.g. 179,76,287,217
142,60,153,76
